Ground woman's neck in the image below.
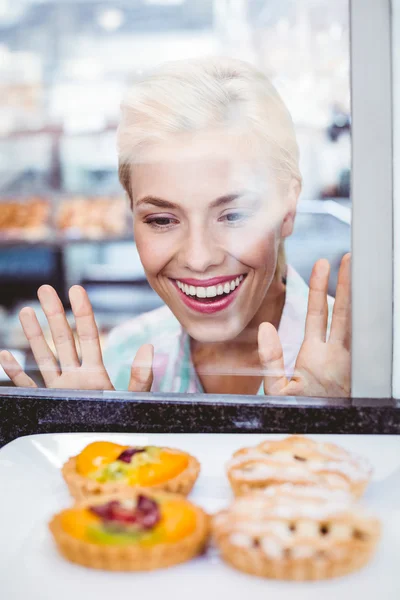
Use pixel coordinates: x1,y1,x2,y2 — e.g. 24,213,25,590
190,272,287,395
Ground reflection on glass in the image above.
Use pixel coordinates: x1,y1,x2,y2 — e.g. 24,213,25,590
0,1,350,398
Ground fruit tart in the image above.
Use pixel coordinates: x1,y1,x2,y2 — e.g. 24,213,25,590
227,435,371,498
49,489,209,571
212,483,380,581
63,441,200,501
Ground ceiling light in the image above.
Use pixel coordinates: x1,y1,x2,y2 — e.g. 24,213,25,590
97,8,124,32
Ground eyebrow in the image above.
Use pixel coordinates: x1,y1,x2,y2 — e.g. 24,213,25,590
135,193,242,210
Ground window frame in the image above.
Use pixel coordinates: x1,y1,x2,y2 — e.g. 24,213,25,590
350,0,393,398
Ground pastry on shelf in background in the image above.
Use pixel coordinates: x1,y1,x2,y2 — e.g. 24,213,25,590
56,196,129,239
63,441,200,500
49,489,209,571
212,483,380,581
0,197,50,240
226,435,371,498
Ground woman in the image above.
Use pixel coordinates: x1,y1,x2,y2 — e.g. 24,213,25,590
0,58,351,397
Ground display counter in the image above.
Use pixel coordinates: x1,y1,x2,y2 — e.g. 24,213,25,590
0,387,398,447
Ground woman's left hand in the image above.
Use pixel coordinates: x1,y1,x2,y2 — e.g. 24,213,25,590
258,253,351,398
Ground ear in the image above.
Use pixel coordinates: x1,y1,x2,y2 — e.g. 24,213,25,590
280,178,301,239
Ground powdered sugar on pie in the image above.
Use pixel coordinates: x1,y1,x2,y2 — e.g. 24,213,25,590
227,436,372,497
212,484,380,579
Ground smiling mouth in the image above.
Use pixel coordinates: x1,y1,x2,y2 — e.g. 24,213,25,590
174,275,246,304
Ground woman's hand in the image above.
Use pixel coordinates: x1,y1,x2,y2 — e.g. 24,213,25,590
258,253,351,398
0,285,153,392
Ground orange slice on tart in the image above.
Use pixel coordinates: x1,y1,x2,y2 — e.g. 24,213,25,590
63,441,200,500
50,490,209,571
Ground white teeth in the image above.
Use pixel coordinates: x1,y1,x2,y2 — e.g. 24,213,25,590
206,286,217,297
176,276,245,299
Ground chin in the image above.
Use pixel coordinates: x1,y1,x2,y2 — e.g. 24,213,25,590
185,321,245,344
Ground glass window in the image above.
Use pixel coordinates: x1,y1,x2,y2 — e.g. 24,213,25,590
0,0,359,400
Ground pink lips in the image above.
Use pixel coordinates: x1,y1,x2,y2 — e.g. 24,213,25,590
175,274,244,287
173,276,246,315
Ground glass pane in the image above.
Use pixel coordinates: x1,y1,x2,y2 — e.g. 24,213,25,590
0,0,351,399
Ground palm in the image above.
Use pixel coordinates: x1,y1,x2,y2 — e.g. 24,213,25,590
43,366,114,391
282,340,350,398
258,254,351,398
0,285,153,393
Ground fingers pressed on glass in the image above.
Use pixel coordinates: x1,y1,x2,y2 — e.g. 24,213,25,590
258,322,288,395
304,259,330,342
329,253,351,348
0,350,37,388
37,285,79,370
19,307,60,386
128,344,154,392
69,285,103,368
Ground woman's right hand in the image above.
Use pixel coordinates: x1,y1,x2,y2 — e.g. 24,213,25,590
0,285,153,392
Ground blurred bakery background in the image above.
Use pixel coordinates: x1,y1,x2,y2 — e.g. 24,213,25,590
0,0,351,383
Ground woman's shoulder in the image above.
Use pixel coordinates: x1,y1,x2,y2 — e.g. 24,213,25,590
103,304,181,357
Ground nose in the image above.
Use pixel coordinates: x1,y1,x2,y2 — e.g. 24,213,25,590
179,226,224,273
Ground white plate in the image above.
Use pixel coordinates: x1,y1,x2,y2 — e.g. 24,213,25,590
1,433,399,600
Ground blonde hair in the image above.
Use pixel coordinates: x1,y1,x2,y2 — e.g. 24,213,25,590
118,57,301,276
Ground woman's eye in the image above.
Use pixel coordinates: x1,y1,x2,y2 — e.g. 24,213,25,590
145,216,178,229
220,211,250,224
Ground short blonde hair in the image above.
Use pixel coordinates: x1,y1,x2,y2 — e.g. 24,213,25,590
118,57,302,275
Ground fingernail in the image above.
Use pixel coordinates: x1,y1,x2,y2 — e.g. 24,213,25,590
315,259,329,276
69,286,85,310
19,307,35,320
37,285,53,307
258,323,269,344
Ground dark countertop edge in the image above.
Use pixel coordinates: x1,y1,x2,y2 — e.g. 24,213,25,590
1,386,398,407
0,390,399,447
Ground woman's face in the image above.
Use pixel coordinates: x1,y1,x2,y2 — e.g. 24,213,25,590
131,131,297,343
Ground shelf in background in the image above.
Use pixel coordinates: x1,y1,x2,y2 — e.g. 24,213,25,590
0,235,134,247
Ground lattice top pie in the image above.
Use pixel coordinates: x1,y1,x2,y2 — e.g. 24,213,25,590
227,435,371,498
212,483,380,580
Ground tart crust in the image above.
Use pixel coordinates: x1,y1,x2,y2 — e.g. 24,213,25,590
214,537,378,581
49,490,210,571
227,435,371,498
63,447,200,501
212,485,380,581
